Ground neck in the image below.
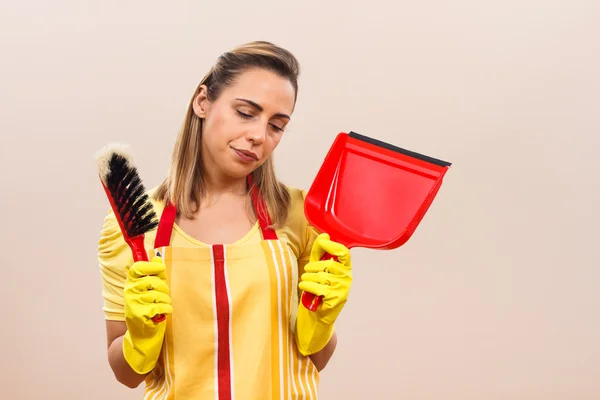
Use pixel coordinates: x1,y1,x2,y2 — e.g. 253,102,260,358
204,176,247,197
199,170,254,221
201,164,248,200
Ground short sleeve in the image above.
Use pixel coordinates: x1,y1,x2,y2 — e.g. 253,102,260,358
276,187,320,268
97,210,134,321
297,190,320,273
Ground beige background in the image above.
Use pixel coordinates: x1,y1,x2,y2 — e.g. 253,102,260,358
1,0,599,399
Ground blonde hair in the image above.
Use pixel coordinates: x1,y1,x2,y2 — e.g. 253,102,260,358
153,41,300,228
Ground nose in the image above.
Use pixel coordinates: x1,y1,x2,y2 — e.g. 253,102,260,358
245,123,267,145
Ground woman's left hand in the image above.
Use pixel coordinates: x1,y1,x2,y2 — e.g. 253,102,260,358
295,233,352,356
299,233,353,324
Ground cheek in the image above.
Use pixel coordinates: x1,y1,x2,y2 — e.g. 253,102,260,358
203,110,230,145
264,135,283,156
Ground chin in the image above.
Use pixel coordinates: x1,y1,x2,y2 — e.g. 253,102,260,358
233,159,268,179
224,164,257,180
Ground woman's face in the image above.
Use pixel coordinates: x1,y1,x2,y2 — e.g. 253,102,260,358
193,67,296,182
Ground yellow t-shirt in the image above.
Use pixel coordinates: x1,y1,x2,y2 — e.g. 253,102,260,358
98,185,321,399
98,185,317,321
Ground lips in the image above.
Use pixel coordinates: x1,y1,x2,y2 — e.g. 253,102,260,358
233,148,259,161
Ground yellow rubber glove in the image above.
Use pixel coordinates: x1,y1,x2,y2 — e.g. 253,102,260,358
295,233,352,356
122,256,173,374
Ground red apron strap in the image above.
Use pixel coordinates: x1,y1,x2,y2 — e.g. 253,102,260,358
154,202,177,249
248,174,278,240
153,174,278,248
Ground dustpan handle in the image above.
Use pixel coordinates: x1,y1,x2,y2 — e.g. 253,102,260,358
301,253,337,311
301,291,322,311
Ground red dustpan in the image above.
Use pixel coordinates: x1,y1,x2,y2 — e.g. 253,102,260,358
301,131,452,311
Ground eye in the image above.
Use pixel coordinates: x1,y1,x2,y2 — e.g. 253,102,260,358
236,110,253,119
270,123,284,132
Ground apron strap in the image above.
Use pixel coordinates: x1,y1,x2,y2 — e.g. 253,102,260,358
153,174,278,248
155,201,177,249
248,174,278,240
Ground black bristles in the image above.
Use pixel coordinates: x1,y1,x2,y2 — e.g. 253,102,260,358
349,131,452,167
104,153,159,237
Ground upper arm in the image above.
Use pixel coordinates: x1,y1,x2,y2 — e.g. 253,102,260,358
98,210,132,322
106,320,127,348
98,211,133,350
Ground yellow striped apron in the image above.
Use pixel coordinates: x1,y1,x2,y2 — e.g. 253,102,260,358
142,185,320,399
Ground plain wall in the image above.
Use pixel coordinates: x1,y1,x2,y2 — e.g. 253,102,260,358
1,0,599,399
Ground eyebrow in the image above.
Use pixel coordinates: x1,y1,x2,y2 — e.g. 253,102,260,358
235,98,291,120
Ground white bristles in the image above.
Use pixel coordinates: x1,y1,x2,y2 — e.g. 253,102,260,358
94,142,134,184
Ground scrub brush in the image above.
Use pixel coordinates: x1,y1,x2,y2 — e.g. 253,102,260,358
95,143,164,322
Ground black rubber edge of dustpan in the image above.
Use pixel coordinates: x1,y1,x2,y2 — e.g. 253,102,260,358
349,131,452,167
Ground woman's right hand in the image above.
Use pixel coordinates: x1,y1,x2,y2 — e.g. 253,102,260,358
122,256,173,374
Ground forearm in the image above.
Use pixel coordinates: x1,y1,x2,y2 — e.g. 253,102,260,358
108,335,148,388
308,331,337,371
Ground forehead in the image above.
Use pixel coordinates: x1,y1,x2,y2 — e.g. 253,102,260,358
221,68,296,114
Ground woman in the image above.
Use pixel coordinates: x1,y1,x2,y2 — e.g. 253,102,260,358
98,41,353,399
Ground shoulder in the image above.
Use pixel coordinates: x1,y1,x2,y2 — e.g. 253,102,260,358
276,185,313,259
283,185,309,230
286,185,308,209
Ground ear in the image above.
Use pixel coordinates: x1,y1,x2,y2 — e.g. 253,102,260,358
192,85,209,118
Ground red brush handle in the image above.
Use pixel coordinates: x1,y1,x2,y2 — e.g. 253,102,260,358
127,235,166,323
100,180,165,324
301,252,337,312
128,235,150,263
